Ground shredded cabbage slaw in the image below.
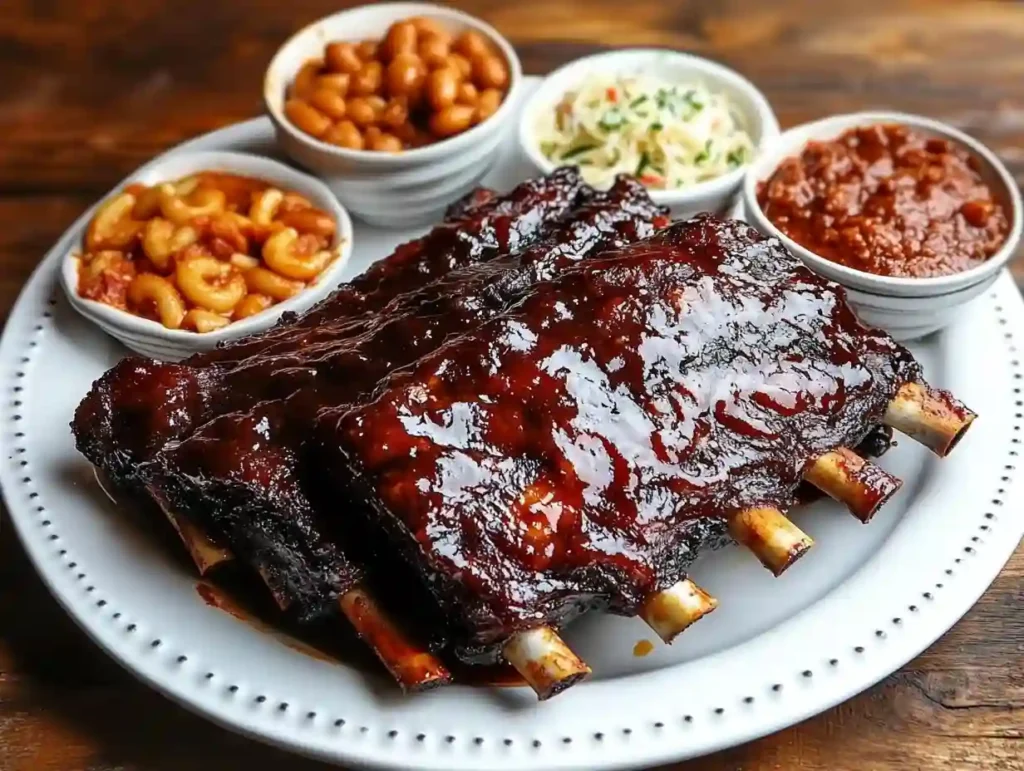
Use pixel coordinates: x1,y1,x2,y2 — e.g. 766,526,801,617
535,73,755,191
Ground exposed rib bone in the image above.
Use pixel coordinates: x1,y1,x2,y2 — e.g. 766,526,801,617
884,382,976,457
503,626,592,700
640,578,718,643
728,506,813,576
805,447,903,522
339,586,452,691
150,490,232,575
141,483,451,692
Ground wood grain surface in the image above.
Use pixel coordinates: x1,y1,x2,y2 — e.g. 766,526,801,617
0,1,1022,769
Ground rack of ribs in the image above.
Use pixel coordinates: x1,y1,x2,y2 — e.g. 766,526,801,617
72,180,975,700
312,214,974,697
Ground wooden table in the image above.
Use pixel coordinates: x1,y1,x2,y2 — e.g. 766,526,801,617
1,1,1022,768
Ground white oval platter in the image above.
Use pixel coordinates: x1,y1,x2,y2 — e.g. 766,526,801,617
2,77,1023,771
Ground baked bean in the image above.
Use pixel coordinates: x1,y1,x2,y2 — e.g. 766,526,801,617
277,208,337,239
234,293,274,319
176,254,247,313
429,104,475,137
308,88,348,120
325,42,362,74
323,120,364,149
182,308,230,333
471,54,509,90
128,273,186,329
386,53,426,100
364,125,383,144
449,53,473,80
380,97,409,129
263,228,334,280
456,81,479,105
350,60,383,96
475,88,503,122
356,39,379,61
381,21,418,61
453,30,491,60
345,97,378,127
418,35,450,68
409,16,450,42
315,73,350,95
369,133,403,153
292,58,324,99
426,67,459,110
393,122,421,146
244,267,304,301
284,98,332,138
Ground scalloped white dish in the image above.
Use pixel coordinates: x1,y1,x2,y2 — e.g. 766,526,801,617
2,80,1023,771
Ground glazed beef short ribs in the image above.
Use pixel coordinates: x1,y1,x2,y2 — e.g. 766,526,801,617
143,177,669,621
72,168,586,491
317,215,921,656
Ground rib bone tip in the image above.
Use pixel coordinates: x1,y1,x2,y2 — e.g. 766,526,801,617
640,578,718,643
728,506,813,577
503,626,591,700
884,382,976,458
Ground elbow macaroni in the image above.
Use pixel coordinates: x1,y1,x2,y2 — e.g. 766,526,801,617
75,172,340,332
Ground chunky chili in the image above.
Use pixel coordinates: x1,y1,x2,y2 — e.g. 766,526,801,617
757,124,1010,278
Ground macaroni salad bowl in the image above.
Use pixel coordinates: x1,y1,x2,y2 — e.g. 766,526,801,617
60,150,354,361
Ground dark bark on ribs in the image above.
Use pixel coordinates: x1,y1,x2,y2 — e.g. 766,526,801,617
319,215,922,659
143,178,669,622
71,168,586,493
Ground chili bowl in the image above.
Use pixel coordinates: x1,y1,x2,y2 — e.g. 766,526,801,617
518,48,779,218
264,2,523,228
60,150,354,361
742,111,1022,340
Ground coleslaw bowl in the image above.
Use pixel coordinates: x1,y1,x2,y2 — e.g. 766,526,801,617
518,49,779,218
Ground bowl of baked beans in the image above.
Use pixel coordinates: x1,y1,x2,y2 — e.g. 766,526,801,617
60,150,354,361
743,111,1022,340
263,2,522,228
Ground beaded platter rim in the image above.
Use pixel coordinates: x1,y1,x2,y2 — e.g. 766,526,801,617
2,101,1023,771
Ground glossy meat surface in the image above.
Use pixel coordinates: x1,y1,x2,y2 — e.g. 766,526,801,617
324,215,921,645
72,169,586,491
144,178,669,620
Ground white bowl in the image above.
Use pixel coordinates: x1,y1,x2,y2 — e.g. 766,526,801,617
742,111,1023,339
264,2,523,228
60,150,354,361
843,273,1000,341
518,49,779,218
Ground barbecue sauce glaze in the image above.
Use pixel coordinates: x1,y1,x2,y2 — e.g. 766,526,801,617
329,215,920,652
